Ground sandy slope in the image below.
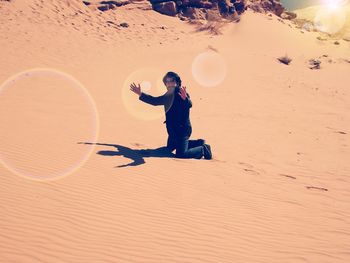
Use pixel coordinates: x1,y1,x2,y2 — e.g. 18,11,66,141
1,0,350,262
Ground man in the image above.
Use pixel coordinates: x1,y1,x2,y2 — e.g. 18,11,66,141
130,71,212,159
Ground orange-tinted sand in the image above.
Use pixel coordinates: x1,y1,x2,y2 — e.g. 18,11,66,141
1,1,350,262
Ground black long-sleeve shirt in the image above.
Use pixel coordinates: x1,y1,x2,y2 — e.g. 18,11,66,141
139,86,192,137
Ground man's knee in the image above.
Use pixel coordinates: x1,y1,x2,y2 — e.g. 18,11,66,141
175,150,186,158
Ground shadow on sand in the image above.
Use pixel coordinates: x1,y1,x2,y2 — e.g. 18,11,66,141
77,142,175,168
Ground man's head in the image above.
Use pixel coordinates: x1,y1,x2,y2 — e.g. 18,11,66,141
163,71,182,91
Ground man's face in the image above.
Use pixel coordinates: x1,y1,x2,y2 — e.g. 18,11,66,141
164,77,177,90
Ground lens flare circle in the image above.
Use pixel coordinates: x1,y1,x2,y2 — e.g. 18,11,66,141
0,68,99,181
122,67,174,121
191,50,227,87
141,80,152,92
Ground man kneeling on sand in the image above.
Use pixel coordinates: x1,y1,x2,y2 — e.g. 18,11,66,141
130,71,212,160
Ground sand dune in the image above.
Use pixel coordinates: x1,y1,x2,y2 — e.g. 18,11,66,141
1,0,350,262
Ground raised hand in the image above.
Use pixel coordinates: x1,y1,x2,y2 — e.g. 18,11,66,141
178,86,187,100
130,82,142,96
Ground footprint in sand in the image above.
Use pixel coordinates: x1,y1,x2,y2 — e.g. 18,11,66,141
243,168,260,175
238,162,260,175
305,186,328,192
335,131,347,135
279,173,297,179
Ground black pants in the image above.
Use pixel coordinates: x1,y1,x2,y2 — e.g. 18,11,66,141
167,135,204,159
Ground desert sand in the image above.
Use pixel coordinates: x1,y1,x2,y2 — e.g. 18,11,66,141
1,0,350,262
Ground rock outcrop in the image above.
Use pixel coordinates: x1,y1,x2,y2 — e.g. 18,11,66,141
81,0,291,21
151,0,246,20
150,0,289,20
245,0,284,16
280,10,297,20
83,0,130,11
152,1,178,16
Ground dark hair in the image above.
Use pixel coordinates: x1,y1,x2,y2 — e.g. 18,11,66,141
163,71,182,88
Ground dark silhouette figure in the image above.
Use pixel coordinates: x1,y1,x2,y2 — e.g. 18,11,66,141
78,142,176,168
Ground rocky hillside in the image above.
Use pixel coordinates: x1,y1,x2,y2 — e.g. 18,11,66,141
1,0,293,22
81,0,289,21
